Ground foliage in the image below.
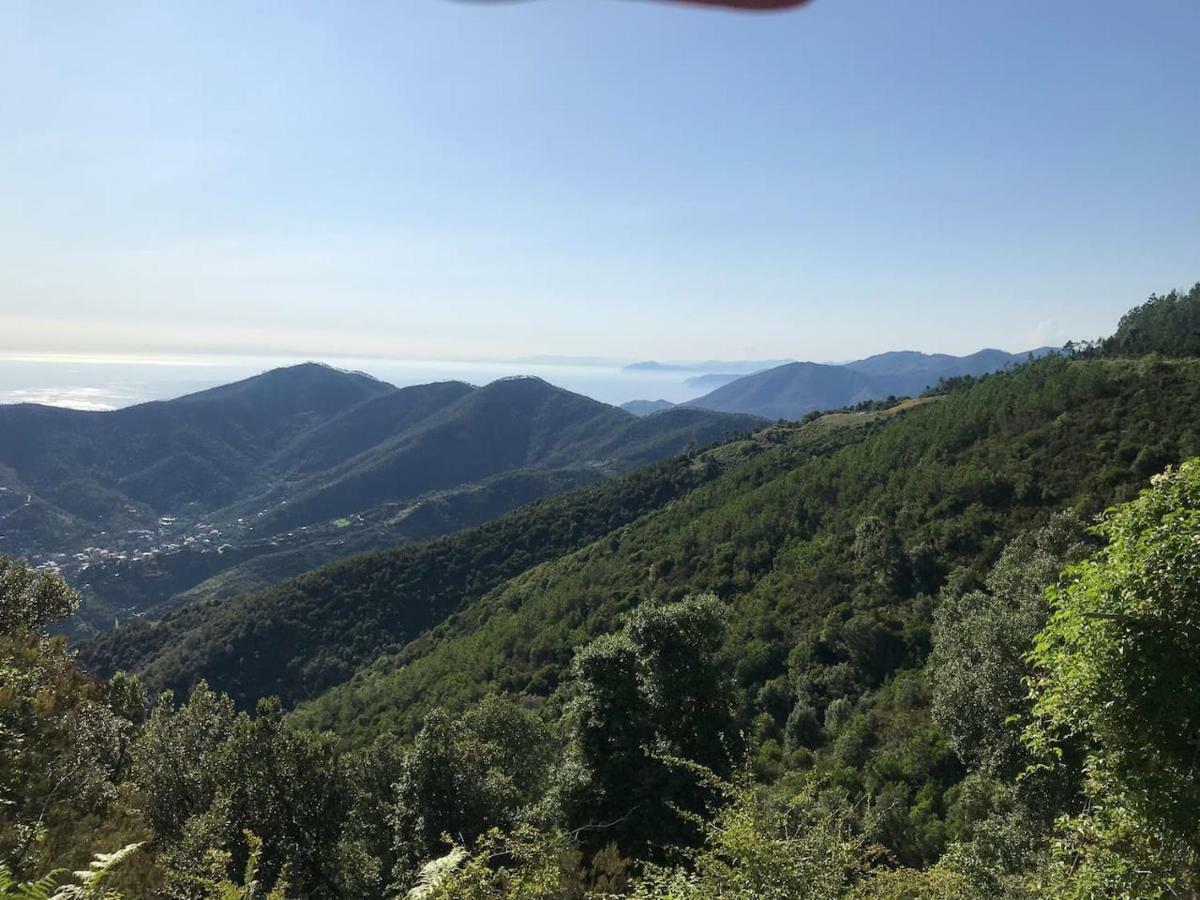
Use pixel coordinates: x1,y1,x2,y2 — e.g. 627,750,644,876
49,842,142,899
406,826,630,900
0,867,61,900
130,685,351,898
630,778,868,900
0,558,142,882
0,842,141,900
1102,282,1200,358
561,594,739,856
1024,459,1200,892
391,697,554,887
190,831,289,900
81,445,746,710
929,512,1090,778
0,559,78,639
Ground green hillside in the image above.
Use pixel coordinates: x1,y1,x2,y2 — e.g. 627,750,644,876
234,376,759,535
79,447,758,705
84,352,1200,734
0,363,394,518
0,366,757,636
294,356,1200,746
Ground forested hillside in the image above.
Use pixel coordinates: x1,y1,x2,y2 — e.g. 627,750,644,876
7,290,1200,898
0,364,394,549
0,366,756,635
294,354,1200,744
79,449,750,704
86,351,1200,728
1101,282,1200,357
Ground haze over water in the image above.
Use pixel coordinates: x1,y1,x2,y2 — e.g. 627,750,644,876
0,354,731,411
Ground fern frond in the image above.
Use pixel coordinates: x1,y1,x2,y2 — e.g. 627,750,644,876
406,847,468,900
0,865,66,900
49,842,142,899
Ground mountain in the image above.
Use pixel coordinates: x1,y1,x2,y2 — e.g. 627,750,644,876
620,399,676,416
688,361,879,419
683,373,743,391
688,347,1053,420
0,363,395,544
79,355,1200,730
226,376,758,536
269,380,477,476
843,346,1056,394
0,366,759,634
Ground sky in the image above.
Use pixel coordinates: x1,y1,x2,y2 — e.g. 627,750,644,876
2,0,1198,364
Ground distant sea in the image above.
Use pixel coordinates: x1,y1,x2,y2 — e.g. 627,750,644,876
0,353,725,411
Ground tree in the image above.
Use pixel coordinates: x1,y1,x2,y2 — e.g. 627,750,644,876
0,558,134,880
132,686,350,898
130,682,240,843
563,594,738,856
0,557,77,638
632,778,867,900
391,698,553,890
1102,283,1200,358
1025,460,1200,894
929,512,1090,779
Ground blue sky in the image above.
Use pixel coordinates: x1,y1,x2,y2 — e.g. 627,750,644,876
2,0,1197,362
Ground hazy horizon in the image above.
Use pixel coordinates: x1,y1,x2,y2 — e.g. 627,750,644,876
0,337,1060,412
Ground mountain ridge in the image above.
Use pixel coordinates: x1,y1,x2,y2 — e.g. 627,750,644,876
687,346,1055,419
0,364,759,634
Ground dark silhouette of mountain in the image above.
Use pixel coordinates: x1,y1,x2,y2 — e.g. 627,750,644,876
688,348,1054,420
272,380,477,475
620,399,676,416
0,365,758,632
240,377,759,535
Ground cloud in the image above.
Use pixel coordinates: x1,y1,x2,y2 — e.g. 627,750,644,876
1027,319,1070,348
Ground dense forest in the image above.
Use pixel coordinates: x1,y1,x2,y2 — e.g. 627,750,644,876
3,287,1200,898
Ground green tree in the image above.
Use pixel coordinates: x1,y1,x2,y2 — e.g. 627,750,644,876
1102,283,1200,358
930,512,1090,779
132,686,351,898
391,697,553,891
632,778,867,900
0,558,77,639
1025,460,1200,894
0,558,135,880
563,594,738,856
